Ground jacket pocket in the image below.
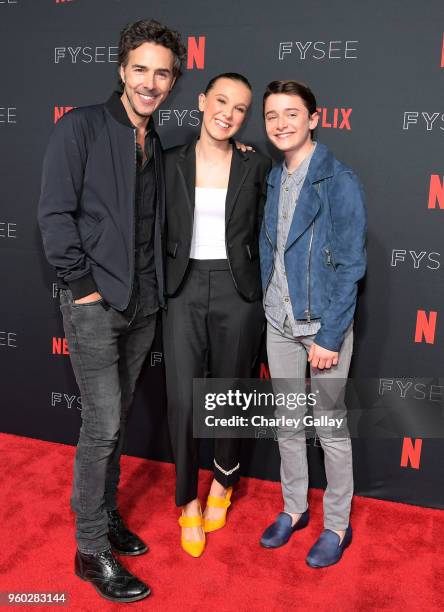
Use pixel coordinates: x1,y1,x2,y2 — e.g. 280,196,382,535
324,247,337,270
167,240,178,258
245,243,259,261
72,298,104,308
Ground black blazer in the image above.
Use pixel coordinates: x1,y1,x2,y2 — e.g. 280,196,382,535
164,139,272,302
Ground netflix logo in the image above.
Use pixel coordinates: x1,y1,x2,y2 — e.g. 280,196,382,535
441,32,444,68
415,310,438,344
279,40,358,61
187,36,205,70
51,336,160,363
402,111,444,131
55,0,75,3
52,337,69,355
259,362,270,379
317,107,352,130
428,175,444,209
400,437,422,469
54,106,75,124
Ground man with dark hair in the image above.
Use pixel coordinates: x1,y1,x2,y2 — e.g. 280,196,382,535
38,19,185,602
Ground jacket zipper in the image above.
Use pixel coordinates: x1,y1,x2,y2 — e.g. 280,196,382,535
325,247,336,270
305,220,315,322
325,248,332,265
152,133,165,308
305,182,322,322
126,129,137,309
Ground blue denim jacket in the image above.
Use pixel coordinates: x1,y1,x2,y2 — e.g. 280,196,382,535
259,143,367,352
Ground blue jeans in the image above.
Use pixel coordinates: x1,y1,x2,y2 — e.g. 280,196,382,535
59,289,157,553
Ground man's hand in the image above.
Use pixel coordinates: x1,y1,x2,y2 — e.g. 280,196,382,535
308,343,339,370
235,140,255,153
74,291,102,304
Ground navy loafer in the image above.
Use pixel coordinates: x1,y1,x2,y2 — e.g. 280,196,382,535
306,525,352,568
260,510,309,549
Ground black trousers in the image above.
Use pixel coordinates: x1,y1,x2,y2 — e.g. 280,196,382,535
163,259,264,507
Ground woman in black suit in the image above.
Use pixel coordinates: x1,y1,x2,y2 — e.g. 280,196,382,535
163,73,271,557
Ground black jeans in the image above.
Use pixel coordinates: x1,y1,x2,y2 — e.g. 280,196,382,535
59,289,157,553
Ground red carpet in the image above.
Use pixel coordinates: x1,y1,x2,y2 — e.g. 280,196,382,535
0,433,442,611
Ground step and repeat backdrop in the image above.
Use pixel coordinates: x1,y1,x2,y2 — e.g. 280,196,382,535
1,0,443,508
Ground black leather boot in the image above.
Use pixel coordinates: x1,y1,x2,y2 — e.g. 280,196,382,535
107,509,149,556
75,549,150,602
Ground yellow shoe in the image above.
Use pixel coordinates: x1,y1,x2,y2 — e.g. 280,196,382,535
178,510,206,558
203,487,233,533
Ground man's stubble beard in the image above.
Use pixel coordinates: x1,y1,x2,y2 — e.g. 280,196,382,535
125,88,156,119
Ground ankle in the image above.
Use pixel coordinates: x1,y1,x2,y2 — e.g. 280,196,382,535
209,479,227,498
182,499,201,516
285,512,301,527
331,529,346,543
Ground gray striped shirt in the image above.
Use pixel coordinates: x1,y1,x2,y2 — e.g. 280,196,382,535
264,143,321,337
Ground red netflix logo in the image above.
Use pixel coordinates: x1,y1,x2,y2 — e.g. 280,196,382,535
400,437,422,469
441,33,444,68
259,362,270,379
414,310,437,344
428,175,444,209
52,337,69,355
54,106,75,124
187,36,205,70
317,107,352,130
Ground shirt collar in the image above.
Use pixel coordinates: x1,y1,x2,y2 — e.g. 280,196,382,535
281,142,317,186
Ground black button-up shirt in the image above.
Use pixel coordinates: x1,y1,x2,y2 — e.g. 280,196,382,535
124,132,159,318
